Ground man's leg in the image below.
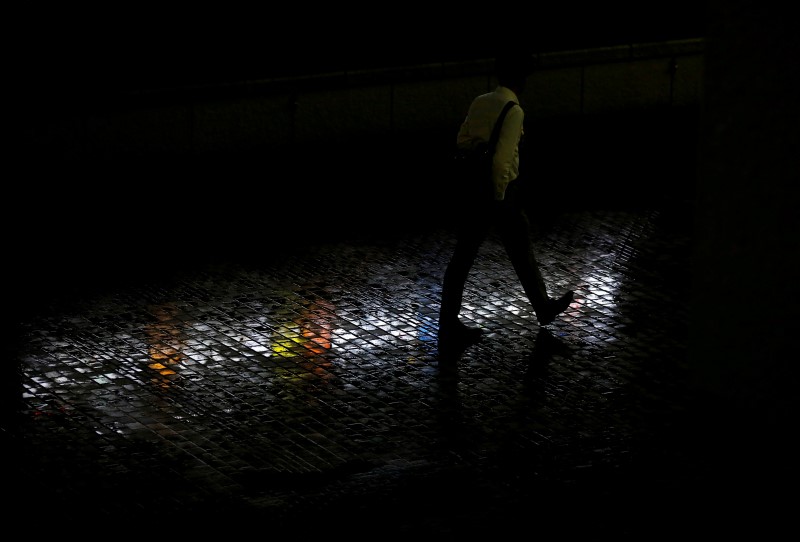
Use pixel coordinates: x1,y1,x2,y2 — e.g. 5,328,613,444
439,227,484,328
498,189,573,325
438,201,491,336
497,197,550,312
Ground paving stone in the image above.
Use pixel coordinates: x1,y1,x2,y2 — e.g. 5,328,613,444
4,201,734,535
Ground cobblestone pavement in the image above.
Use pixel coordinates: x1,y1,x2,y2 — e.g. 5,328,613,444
6,196,740,537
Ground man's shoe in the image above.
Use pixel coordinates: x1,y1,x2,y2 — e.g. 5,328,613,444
538,291,574,325
438,320,484,344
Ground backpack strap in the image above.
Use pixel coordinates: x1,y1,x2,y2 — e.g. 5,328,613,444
487,101,518,153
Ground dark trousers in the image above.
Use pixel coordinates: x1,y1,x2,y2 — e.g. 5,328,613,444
439,181,549,325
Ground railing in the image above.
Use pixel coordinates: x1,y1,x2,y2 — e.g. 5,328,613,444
22,39,704,163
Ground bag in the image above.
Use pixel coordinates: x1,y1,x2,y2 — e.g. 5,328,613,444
453,141,493,177
451,101,517,202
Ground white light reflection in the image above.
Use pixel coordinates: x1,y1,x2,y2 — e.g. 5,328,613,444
563,214,655,329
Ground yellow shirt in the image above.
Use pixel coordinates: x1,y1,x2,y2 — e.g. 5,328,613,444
456,85,523,201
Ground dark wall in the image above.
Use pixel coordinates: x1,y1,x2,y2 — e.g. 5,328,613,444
691,0,799,517
15,3,708,96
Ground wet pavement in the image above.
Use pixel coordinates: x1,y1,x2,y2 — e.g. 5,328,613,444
5,112,790,537
5,205,700,532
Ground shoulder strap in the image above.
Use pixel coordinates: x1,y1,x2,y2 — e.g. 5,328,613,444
488,101,517,152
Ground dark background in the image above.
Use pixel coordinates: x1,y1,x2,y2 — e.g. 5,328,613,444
15,3,708,96
6,1,799,516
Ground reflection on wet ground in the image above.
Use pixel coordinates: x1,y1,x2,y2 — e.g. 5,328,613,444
7,207,702,535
